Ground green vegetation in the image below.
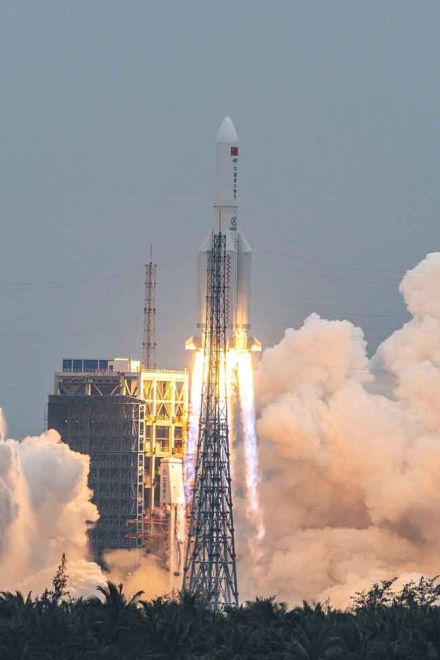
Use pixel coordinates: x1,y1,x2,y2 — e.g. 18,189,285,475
1,559,440,658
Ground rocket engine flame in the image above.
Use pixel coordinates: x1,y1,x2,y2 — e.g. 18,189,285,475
184,351,203,502
184,347,265,544
237,351,265,540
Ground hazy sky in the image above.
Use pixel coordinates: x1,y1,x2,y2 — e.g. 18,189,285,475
1,1,439,438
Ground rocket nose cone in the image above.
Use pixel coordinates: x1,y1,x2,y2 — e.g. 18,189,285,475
216,116,238,145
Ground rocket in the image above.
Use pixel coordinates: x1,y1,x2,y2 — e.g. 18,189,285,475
186,117,261,353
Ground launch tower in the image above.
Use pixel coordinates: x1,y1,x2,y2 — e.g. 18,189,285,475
142,245,157,369
183,232,239,610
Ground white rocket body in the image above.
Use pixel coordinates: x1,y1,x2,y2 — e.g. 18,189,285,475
187,117,260,352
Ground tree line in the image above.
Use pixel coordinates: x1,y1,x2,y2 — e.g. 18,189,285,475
1,556,440,658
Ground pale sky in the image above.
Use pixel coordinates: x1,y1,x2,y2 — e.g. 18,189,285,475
1,1,439,438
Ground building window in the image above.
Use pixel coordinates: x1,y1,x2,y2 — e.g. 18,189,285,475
174,426,183,452
84,359,99,371
155,426,169,453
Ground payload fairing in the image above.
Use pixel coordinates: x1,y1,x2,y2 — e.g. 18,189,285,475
186,117,260,352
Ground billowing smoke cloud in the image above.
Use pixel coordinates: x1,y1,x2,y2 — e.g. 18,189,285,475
0,417,104,595
4,252,440,607
103,549,170,597
241,252,440,607
0,416,168,599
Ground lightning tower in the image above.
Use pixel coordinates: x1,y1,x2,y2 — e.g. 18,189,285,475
183,232,239,610
142,245,157,369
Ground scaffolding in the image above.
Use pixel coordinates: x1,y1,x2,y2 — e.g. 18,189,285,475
48,393,145,556
140,369,187,558
183,233,239,611
48,362,188,562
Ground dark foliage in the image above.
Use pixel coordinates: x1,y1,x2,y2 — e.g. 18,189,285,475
1,563,440,659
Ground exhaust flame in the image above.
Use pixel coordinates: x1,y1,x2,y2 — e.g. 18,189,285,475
184,351,203,502
184,347,265,544
237,351,265,540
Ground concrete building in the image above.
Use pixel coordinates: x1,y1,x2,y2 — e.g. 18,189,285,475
47,358,188,560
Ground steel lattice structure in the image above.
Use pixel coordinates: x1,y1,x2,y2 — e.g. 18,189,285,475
48,388,145,557
183,232,239,611
142,245,157,369
48,362,189,562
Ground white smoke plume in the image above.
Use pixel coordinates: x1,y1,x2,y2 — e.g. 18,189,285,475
0,417,104,595
0,417,168,600
4,252,440,608
240,252,440,607
103,549,170,598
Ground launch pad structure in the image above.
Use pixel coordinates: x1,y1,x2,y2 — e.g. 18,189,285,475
48,248,189,574
47,115,254,601
48,359,188,563
183,232,239,610
183,115,258,609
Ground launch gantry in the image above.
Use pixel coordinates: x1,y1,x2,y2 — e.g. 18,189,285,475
183,232,239,611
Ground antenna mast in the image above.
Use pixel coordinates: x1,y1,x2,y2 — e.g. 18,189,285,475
142,245,157,369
